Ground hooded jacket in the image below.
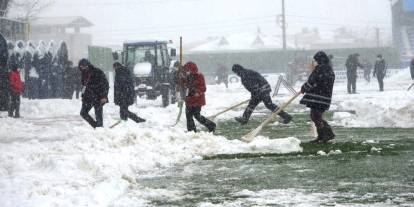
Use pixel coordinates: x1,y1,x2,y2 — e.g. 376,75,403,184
300,51,335,111
232,64,271,96
9,68,24,93
183,62,206,107
79,60,109,105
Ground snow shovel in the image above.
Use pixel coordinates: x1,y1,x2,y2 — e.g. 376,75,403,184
241,92,301,142
407,82,414,91
173,37,184,127
109,120,122,129
207,99,250,120
109,119,123,129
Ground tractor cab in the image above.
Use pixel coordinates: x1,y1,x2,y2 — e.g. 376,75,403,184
122,40,176,107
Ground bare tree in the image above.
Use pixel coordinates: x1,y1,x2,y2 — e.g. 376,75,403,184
0,0,11,17
10,0,55,21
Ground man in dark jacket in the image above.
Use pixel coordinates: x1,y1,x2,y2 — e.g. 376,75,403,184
183,61,216,132
300,51,335,143
78,59,109,128
345,53,363,94
113,62,145,123
232,64,292,125
373,54,386,92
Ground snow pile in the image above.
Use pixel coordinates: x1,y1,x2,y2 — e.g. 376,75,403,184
0,68,413,206
331,68,414,128
0,77,302,206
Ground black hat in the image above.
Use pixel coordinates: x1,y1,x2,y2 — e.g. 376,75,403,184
78,58,90,67
232,64,244,73
313,51,329,65
377,54,382,58
11,64,18,70
113,61,123,68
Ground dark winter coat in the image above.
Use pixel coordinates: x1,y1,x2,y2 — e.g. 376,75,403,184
81,65,109,105
183,62,206,107
345,54,363,78
300,51,335,111
232,64,271,97
8,52,19,71
410,58,414,80
373,58,386,79
114,66,135,106
23,51,32,81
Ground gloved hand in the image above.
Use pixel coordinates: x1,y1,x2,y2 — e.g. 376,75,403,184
187,74,196,81
300,85,305,94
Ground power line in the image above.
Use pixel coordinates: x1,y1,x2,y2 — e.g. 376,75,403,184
286,14,390,25
59,0,204,7
91,17,390,38
93,15,277,33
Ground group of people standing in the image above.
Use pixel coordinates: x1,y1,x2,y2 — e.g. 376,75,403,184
7,40,81,100
345,53,387,93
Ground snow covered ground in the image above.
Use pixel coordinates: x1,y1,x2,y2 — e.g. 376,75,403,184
0,68,413,206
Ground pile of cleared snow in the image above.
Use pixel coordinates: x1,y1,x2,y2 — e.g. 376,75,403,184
1,68,413,206
0,85,302,206
331,68,414,128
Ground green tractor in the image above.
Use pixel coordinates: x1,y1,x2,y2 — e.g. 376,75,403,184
119,40,176,107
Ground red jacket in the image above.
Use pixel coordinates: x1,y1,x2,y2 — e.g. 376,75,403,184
9,70,24,93
183,62,206,107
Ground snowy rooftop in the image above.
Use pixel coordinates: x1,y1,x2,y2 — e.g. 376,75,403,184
189,33,297,52
31,16,94,28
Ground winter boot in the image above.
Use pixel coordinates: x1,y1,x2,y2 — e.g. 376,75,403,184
207,122,216,133
320,126,335,143
236,107,253,125
131,114,146,123
309,128,324,143
279,111,292,124
235,117,248,125
14,105,20,118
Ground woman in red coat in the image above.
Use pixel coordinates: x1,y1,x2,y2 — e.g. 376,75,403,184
8,65,24,118
183,61,216,132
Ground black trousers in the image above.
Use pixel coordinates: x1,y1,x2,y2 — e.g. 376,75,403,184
186,106,215,132
376,75,384,91
80,102,103,128
243,94,278,120
27,78,39,99
347,75,357,93
119,105,141,121
310,108,329,129
8,91,20,117
75,85,81,99
411,67,414,80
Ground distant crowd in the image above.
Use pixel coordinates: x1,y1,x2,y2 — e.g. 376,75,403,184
7,40,81,100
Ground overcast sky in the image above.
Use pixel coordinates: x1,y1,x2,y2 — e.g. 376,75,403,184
37,0,392,46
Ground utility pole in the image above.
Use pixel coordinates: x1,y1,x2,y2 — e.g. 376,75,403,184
282,0,287,50
375,27,380,47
